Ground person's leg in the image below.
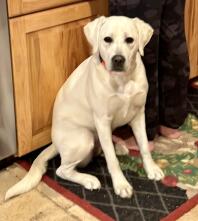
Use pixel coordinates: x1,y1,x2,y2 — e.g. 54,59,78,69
110,0,164,144
158,0,190,138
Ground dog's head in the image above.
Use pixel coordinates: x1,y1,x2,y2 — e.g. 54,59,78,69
84,16,153,74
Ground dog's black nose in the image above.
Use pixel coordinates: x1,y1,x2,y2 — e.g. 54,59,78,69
112,55,125,71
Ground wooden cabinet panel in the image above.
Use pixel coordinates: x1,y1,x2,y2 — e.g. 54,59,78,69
27,19,90,137
9,0,108,156
7,0,84,17
185,0,198,79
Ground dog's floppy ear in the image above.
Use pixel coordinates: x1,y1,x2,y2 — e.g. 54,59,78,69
132,18,154,56
84,16,106,54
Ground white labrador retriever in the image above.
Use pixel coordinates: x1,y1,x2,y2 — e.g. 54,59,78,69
5,16,164,200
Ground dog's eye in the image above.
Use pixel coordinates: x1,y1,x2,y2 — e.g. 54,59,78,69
104,37,113,43
125,37,134,44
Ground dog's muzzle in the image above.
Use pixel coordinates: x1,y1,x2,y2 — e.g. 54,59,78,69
112,55,125,72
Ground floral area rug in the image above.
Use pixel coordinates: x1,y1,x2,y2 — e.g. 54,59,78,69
117,114,198,197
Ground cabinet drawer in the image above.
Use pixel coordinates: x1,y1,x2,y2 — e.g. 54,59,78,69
7,0,85,17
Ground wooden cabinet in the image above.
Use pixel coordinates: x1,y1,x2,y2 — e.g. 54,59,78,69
8,0,108,156
185,0,198,79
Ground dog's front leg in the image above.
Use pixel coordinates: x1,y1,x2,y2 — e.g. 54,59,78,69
94,116,133,198
129,109,164,180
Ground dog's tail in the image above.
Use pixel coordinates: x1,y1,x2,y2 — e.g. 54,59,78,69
5,144,58,201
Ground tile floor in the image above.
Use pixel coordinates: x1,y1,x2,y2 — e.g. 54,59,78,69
177,204,198,221
0,164,99,221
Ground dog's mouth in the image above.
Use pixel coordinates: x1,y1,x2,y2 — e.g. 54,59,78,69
110,63,126,74
110,70,127,76
111,67,125,72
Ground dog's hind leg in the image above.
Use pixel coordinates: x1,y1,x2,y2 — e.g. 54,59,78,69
55,128,101,190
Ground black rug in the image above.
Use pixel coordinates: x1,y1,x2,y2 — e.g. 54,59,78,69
24,152,187,221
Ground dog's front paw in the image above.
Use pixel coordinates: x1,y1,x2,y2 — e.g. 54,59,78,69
144,159,164,181
113,178,133,198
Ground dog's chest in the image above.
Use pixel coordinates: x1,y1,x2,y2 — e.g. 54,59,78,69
107,81,146,128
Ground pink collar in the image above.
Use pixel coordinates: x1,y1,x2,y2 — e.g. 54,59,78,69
99,54,106,69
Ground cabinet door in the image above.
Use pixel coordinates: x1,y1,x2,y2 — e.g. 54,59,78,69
9,0,108,156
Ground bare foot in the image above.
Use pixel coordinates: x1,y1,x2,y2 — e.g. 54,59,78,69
159,125,181,139
112,135,154,151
